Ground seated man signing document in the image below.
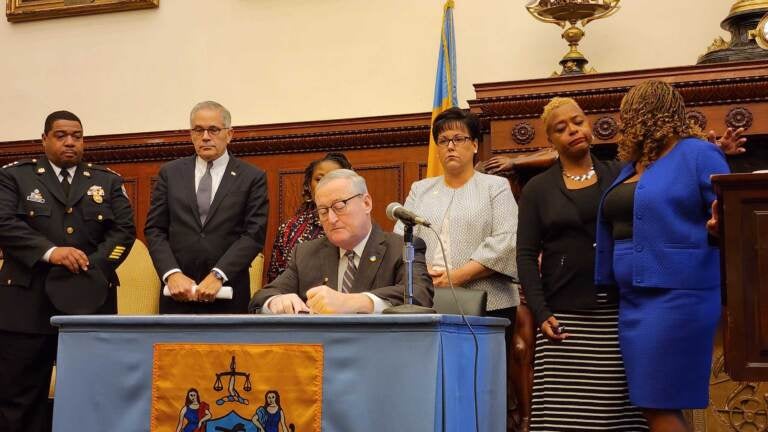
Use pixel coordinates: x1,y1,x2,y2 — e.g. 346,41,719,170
249,169,433,314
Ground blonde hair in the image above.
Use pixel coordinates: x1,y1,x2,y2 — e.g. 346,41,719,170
618,80,702,168
541,97,580,132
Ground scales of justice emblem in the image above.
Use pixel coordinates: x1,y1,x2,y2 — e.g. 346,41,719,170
214,356,253,406
177,355,295,432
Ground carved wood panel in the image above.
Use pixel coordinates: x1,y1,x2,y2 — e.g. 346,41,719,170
713,173,768,382
277,169,305,224
120,177,138,228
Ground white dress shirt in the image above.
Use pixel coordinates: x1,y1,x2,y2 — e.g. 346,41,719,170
194,152,230,204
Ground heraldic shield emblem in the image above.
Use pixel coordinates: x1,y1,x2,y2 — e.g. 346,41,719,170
151,344,323,432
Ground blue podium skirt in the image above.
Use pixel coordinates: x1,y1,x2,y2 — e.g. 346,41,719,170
613,240,720,409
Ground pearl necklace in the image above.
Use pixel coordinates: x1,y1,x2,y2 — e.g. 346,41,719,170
562,166,596,182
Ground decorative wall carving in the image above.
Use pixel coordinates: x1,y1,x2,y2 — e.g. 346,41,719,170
511,122,535,145
593,116,618,140
726,107,754,131
470,61,768,154
695,334,768,431
471,63,768,125
277,169,306,224
686,110,709,131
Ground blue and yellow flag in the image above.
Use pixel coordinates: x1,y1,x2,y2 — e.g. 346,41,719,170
426,0,458,178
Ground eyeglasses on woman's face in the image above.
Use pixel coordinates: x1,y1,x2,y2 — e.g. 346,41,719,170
436,135,473,147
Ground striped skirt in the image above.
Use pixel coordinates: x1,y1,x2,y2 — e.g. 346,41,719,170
530,308,648,431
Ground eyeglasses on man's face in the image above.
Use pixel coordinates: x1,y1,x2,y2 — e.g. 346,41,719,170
436,135,473,147
191,126,230,137
316,193,362,219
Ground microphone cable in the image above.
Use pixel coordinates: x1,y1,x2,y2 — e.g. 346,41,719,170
426,225,481,432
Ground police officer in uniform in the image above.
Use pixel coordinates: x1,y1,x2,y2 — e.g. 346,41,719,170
0,110,136,432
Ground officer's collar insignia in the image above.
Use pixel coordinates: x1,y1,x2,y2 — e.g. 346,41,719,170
26,189,45,204
36,167,45,174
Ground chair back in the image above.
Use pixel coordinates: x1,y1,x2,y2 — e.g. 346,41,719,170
433,287,487,316
116,239,160,315
249,253,265,297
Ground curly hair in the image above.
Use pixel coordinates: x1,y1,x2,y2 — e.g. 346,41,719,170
299,152,352,212
617,80,703,169
540,97,580,132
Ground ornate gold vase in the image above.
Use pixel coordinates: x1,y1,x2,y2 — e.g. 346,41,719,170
526,0,621,76
698,0,768,64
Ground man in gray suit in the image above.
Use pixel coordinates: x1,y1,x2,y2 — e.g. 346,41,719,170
145,101,268,314
249,169,433,314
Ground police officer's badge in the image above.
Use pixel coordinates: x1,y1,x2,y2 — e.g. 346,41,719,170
26,189,45,204
87,185,105,204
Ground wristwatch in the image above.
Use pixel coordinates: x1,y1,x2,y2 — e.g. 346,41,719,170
210,270,225,282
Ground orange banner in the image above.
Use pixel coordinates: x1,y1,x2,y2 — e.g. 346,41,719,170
151,343,323,432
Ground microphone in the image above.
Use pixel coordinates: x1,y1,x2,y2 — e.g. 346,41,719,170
386,202,431,227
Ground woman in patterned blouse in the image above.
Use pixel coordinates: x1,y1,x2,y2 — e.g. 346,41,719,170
266,152,352,282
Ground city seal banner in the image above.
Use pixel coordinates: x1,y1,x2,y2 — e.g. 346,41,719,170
151,344,323,432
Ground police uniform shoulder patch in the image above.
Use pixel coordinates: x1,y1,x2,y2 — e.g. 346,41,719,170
88,164,123,177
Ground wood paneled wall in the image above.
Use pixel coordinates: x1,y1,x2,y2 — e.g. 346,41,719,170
0,113,433,275
2,59,767,294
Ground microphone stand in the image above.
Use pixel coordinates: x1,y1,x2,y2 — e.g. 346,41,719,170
384,222,435,314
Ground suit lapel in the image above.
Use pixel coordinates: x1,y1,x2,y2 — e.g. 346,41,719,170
318,238,340,289
35,158,67,205
351,225,386,293
423,180,452,233
203,155,238,227
180,157,201,226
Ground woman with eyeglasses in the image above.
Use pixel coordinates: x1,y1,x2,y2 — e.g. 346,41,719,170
267,152,352,282
395,108,519,412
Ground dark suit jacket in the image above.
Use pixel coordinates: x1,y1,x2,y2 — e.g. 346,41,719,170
516,155,622,325
145,154,268,314
0,157,136,334
249,224,434,312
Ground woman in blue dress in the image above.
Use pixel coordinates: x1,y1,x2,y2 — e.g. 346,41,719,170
595,80,730,431
252,390,289,432
176,388,212,432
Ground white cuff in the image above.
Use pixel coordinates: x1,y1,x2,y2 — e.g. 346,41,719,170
162,268,181,283
42,247,57,263
261,296,276,314
211,267,228,283
363,292,391,314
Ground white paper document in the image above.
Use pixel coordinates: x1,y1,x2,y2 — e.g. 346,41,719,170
162,285,233,300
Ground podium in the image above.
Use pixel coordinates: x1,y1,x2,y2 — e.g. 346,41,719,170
50,314,508,431
713,173,768,381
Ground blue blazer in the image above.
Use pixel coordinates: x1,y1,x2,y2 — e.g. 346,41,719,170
594,138,729,290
